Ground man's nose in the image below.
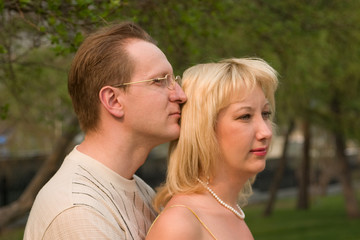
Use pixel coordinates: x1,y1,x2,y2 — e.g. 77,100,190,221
170,84,187,103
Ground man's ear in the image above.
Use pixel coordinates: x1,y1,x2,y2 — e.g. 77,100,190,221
99,86,124,118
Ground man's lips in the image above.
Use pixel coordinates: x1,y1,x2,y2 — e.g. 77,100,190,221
169,112,181,117
250,148,267,156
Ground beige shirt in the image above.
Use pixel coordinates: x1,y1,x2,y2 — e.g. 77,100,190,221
24,147,156,240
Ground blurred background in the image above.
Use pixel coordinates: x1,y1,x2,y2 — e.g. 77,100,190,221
0,0,359,239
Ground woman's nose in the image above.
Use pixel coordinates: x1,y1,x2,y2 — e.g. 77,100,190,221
256,119,272,140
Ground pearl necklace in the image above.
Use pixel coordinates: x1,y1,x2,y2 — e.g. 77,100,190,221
197,178,245,220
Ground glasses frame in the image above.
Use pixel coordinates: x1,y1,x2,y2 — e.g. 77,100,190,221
112,74,181,90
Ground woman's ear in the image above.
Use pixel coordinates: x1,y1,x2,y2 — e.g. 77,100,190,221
99,86,124,118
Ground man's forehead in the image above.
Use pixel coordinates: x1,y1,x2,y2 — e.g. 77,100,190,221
126,40,172,80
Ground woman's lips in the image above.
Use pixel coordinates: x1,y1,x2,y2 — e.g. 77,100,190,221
250,148,267,156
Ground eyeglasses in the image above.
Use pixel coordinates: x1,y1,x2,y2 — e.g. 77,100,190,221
112,74,182,90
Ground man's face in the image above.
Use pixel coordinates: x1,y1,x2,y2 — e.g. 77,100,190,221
121,40,187,146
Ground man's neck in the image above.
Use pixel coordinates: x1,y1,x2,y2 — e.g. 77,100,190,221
77,132,153,179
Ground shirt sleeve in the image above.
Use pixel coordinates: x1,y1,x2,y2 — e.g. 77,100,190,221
43,206,126,240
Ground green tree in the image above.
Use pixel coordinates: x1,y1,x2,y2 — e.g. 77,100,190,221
0,0,123,227
1,0,359,228
0,0,239,228
233,0,360,217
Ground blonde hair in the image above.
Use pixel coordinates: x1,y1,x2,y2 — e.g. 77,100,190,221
153,58,278,212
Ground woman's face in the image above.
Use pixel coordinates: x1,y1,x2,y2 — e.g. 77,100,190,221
215,85,273,179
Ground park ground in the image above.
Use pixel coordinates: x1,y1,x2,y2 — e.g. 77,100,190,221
1,188,359,240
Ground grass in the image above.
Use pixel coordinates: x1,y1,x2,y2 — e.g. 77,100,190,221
245,193,360,240
0,228,24,240
0,193,359,240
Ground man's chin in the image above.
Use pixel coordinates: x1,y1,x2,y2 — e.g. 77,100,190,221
165,126,181,141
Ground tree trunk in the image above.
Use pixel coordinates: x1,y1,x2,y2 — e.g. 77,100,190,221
334,132,360,218
297,120,311,209
0,116,79,229
0,177,8,206
330,95,360,218
263,120,295,216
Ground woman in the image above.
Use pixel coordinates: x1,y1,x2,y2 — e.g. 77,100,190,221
146,58,278,240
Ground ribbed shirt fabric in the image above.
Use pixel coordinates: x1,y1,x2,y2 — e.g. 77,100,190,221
24,147,156,240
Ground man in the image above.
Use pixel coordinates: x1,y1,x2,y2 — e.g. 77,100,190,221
24,22,187,239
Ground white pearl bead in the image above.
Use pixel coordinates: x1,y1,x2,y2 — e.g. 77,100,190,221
197,178,245,219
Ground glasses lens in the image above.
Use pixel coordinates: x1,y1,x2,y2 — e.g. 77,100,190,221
165,74,174,89
175,76,182,86
165,74,182,89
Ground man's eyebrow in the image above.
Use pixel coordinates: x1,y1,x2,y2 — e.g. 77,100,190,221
148,72,169,79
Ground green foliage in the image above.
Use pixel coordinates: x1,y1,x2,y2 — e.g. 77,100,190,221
0,0,124,151
6,47,71,122
118,0,239,72
1,0,360,148
227,0,360,141
1,193,358,240
0,45,6,54
0,0,359,227
3,0,123,55
246,193,360,240
0,228,24,240
0,103,9,120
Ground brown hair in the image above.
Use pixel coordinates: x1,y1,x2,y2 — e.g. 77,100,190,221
68,22,156,132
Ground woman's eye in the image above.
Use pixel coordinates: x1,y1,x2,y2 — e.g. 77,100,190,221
262,111,272,120
238,114,251,120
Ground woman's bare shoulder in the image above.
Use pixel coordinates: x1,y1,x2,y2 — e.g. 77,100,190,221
146,200,203,240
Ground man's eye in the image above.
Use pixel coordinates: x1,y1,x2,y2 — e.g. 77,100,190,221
152,78,162,83
152,78,167,87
